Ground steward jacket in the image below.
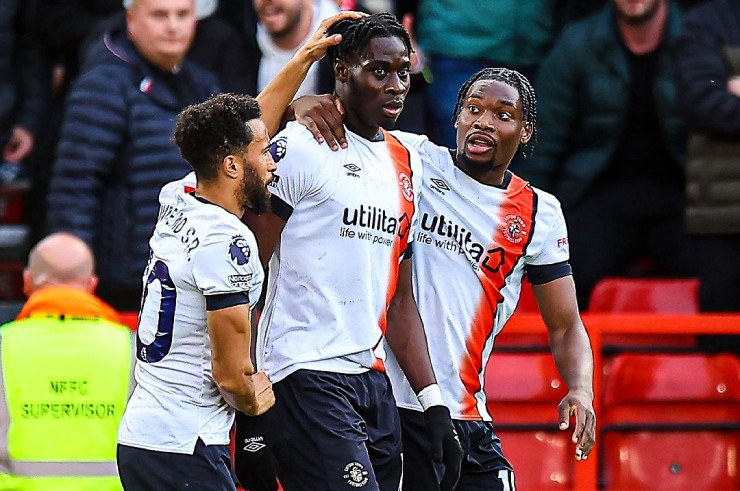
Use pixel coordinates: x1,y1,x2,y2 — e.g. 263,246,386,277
0,287,133,490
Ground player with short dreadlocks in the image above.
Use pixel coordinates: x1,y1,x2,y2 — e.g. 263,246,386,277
234,12,462,491
287,66,596,490
452,67,538,158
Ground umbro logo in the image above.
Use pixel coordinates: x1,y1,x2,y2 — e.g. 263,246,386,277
243,441,266,452
430,178,450,194
344,163,362,178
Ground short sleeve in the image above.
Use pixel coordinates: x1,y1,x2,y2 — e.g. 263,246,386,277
191,224,261,302
268,122,324,214
529,204,570,266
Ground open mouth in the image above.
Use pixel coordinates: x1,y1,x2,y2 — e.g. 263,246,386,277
466,132,495,155
382,100,404,118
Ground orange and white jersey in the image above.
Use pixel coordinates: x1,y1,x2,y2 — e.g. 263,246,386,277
386,133,570,421
256,122,422,383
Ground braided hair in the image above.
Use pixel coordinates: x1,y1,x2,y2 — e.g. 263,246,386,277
452,68,538,158
325,12,412,67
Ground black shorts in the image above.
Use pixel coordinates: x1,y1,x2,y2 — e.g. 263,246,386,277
272,369,403,491
399,408,516,491
117,438,236,491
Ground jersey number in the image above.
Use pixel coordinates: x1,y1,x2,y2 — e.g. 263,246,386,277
136,260,176,363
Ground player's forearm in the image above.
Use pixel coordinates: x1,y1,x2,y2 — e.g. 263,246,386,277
549,323,594,398
256,55,314,137
215,366,265,414
386,295,437,393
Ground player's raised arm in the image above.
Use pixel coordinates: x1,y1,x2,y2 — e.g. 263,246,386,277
256,11,364,137
532,276,596,460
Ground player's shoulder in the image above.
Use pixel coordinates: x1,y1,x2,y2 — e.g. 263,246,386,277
272,122,328,159
512,172,565,220
158,172,196,204
389,130,446,160
391,130,452,168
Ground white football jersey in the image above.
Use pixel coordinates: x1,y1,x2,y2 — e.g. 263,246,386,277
118,173,264,453
386,134,571,421
256,122,422,382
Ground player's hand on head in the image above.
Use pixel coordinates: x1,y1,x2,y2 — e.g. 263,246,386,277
298,11,367,63
557,389,596,461
423,405,463,491
292,95,346,151
246,371,276,416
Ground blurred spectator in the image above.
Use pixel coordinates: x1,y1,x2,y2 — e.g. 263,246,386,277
520,0,695,308
396,0,572,147
0,232,132,490
46,0,218,311
0,0,47,183
675,0,740,351
117,0,253,94
215,0,339,97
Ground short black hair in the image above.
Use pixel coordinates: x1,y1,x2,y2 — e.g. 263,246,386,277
453,68,538,158
173,93,261,181
325,12,412,67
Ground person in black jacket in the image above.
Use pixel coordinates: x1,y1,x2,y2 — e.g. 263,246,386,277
46,0,219,311
675,0,740,352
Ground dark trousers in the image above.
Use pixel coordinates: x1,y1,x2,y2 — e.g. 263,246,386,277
567,180,697,308
695,234,740,353
399,408,515,491
271,369,403,491
117,438,236,491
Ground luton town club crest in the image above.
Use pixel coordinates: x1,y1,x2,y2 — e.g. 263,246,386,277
398,172,414,202
502,214,527,244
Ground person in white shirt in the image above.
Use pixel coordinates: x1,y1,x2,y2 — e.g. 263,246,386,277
291,67,597,491
255,0,340,97
235,12,463,491
116,12,361,490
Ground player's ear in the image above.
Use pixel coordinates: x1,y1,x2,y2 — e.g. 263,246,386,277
520,122,533,145
223,155,239,179
335,60,349,82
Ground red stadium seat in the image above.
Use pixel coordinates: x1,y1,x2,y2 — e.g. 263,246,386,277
601,431,739,490
600,353,740,489
589,277,699,314
486,353,573,489
588,278,700,350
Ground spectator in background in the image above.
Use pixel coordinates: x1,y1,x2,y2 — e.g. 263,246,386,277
119,0,253,94
0,0,47,184
395,0,573,148
46,0,218,311
0,232,133,490
675,0,740,351
520,0,695,308
214,0,339,97
254,0,340,97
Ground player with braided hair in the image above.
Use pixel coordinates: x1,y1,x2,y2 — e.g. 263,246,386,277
234,11,462,491
451,67,538,159
289,66,596,490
